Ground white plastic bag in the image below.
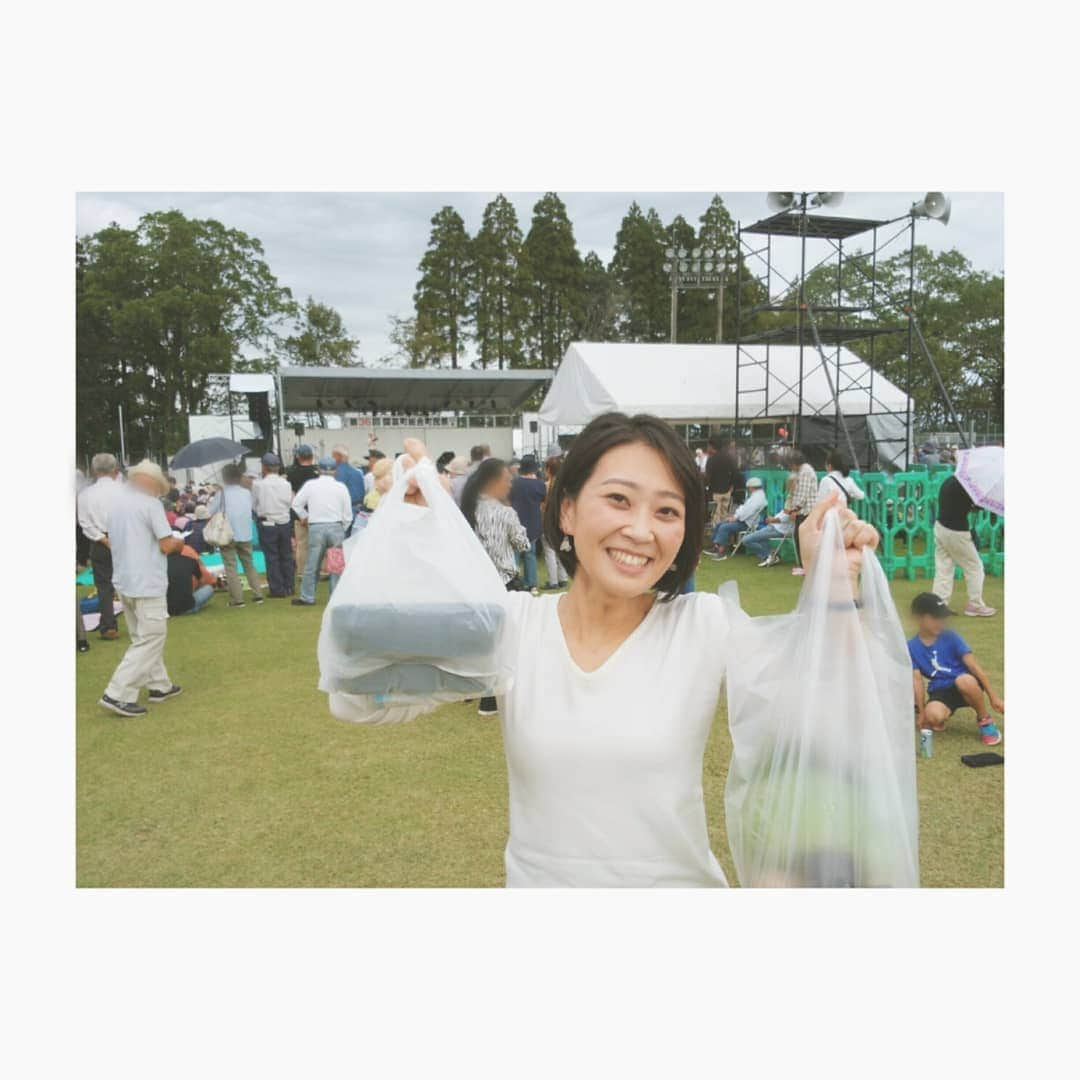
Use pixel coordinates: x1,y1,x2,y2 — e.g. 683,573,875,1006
317,455,511,725
722,509,919,887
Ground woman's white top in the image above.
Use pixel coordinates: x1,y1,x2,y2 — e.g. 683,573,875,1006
815,471,865,509
497,591,731,887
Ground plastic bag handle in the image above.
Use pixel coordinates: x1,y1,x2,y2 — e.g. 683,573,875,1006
383,455,451,514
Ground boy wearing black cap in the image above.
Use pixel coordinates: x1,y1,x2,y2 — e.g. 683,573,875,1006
908,592,1004,746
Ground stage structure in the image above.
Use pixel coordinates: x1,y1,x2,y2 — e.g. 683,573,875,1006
733,191,966,470
273,366,554,463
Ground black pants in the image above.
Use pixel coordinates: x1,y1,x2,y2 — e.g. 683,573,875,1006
258,521,295,596
793,514,808,567
89,540,117,633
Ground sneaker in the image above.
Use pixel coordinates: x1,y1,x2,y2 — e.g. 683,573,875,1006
252,595,265,604
148,685,183,703
705,550,728,560
477,696,498,717
228,601,246,608
77,640,90,653
791,567,806,577
99,694,147,718
978,718,1003,745
541,583,561,591
757,557,773,568
964,602,997,617
100,628,119,641
291,598,315,606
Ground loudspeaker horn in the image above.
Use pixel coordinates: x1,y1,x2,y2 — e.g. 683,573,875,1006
810,191,844,208
767,191,796,211
911,191,951,225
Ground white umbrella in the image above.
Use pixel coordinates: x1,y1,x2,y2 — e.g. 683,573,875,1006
955,446,1004,515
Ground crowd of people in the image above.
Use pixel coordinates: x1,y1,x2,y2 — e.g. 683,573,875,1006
77,430,999,741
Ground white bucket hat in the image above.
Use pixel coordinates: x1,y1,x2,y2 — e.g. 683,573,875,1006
127,459,169,495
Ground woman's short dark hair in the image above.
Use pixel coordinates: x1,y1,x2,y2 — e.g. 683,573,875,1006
826,449,851,476
787,450,806,468
461,457,507,531
542,412,704,602
221,463,243,484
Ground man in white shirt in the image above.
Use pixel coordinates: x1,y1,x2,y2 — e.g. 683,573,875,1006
252,452,296,597
742,511,796,567
99,460,185,718
77,452,126,640
291,456,353,606
706,476,767,559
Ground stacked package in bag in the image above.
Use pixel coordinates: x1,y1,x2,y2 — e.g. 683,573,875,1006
317,457,511,725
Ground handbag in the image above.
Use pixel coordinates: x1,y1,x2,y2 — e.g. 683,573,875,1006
203,487,234,547
325,546,346,576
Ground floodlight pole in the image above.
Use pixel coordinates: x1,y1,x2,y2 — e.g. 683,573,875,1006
670,282,678,343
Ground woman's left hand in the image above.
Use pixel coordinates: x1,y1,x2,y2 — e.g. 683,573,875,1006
798,492,879,588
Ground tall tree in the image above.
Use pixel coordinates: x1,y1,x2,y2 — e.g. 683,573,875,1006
609,202,670,342
413,206,472,367
76,210,295,462
518,193,585,368
472,194,527,369
579,251,617,341
281,297,360,367
379,314,446,369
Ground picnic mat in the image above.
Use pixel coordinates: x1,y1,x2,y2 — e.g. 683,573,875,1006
77,549,267,586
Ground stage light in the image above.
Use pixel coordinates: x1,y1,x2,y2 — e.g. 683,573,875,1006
911,191,951,225
679,260,689,272
678,247,688,258
665,247,675,258
692,247,701,258
663,262,672,272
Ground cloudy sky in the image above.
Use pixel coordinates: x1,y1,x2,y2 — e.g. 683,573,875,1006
76,192,1003,364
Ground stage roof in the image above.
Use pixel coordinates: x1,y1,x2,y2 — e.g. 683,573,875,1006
278,366,554,413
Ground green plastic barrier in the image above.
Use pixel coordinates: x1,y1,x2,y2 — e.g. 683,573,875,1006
742,467,1003,582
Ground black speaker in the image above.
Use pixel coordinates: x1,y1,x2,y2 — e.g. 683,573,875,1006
293,423,305,438
529,420,538,433
243,392,273,455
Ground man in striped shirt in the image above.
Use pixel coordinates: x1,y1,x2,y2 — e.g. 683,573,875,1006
784,450,818,577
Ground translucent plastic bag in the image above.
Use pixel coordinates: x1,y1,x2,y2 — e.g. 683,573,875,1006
722,509,919,887
317,455,511,725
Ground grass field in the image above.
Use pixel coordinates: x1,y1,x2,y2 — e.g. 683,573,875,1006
76,555,1004,888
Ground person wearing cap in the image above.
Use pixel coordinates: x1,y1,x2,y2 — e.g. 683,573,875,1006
705,475,767,559
362,449,387,496
446,456,470,506
908,592,1004,746
287,444,320,588
252,452,296,597
188,503,211,553
331,443,367,512
208,463,265,608
291,457,353,605
98,460,185,718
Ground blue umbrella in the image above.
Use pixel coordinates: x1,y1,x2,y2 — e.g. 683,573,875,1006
169,437,251,470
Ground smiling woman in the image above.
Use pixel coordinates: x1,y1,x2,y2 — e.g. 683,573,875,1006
339,411,902,888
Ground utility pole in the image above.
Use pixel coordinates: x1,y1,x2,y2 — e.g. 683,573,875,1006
118,404,127,466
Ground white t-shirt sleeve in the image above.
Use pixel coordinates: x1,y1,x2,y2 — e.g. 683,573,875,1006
148,499,172,540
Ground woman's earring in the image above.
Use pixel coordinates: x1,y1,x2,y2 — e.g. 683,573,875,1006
559,535,573,552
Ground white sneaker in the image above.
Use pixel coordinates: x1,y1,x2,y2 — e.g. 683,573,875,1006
757,557,773,568
791,567,806,577
964,602,997,617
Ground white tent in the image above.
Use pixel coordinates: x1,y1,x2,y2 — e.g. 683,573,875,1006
538,342,910,427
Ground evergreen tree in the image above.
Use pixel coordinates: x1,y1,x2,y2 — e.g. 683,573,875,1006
609,202,669,342
518,193,585,367
472,194,527,369
413,206,472,367
579,251,617,341
282,297,359,367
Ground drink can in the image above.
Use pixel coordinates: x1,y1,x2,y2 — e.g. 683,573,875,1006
919,729,933,758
